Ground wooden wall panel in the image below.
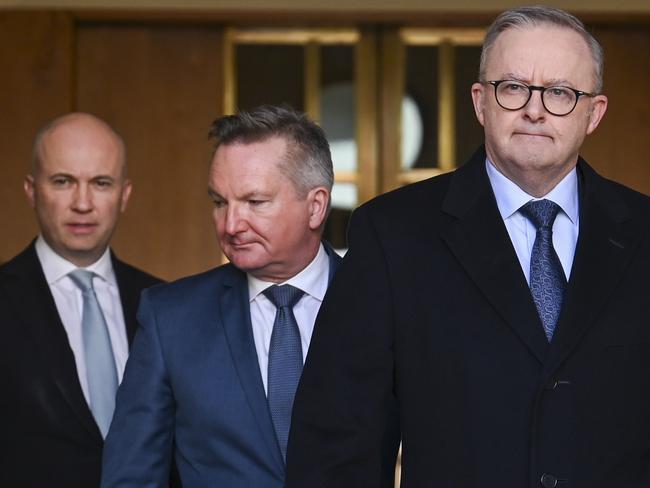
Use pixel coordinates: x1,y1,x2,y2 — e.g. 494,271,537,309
75,23,224,280
582,25,650,196
2,12,648,274
0,11,73,263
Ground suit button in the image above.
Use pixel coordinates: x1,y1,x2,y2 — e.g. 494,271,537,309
540,473,558,487
545,379,571,390
545,379,558,390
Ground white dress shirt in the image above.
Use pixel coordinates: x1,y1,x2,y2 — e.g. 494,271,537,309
248,243,330,395
485,160,580,283
35,236,129,404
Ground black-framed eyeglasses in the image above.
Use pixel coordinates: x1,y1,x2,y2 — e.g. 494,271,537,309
486,79,595,116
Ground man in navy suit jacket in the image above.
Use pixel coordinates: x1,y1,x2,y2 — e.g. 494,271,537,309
101,105,341,487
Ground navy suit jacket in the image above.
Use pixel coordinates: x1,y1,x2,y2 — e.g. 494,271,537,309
101,244,341,487
0,242,160,488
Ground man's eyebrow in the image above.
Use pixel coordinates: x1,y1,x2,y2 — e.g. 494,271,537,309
207,189,270,200
240,190,269,200
501,73,527,82
49,172,75,179
545,78,573,87
207,188,223,200
500,73,574,87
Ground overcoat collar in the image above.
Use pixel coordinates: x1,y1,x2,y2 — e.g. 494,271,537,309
440,147,549,363
439,147,641,370
543,161,641,375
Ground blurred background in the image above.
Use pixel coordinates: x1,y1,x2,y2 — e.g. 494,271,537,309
1,0,649,281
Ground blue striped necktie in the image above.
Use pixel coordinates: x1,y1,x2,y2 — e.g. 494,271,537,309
520,199,567,341
68,269,118,438
263,284,304,461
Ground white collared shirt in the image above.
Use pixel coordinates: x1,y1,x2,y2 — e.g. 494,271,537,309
486,159,580,283
248,243,330,395
35,236,129,404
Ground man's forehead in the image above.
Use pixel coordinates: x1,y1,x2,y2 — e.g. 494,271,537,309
38,141,125,178
218,134,287,153
492,25,589,56
486,26,593,81
212,138,287,173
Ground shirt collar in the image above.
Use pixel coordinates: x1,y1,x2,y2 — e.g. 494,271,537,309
248,242,329,303
485,158,579,224
35,235,117,286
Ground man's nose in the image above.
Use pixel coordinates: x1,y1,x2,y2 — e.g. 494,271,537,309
522,90,546,120
224,205,247,234
72,184,93,212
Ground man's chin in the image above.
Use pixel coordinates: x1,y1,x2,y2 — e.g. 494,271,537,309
511,151,557,171
57,245,105,267
226,252,263,272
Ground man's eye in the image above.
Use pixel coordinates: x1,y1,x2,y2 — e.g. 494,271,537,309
505,82,525,92
249,200,267,206
52,177,70,186
547,87,570,98
212,200,226,208
95,179,113,188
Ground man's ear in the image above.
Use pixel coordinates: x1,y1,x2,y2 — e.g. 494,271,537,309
307,187,329,231
120,179,133,213
24,174,36,208
586,94,608,135
471,82,486,126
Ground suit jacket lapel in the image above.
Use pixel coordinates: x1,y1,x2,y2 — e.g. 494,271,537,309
112,255,139,345
1,243,102,442
543,160,642,374
440,149,548,363
219,265,286,473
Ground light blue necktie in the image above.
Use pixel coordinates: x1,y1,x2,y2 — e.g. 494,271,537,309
68,269,118,438
520,199,567,341
263,284,304,461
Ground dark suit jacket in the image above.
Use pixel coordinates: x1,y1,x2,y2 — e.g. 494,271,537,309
0,242,161,488
101,244,341,488
286,147,650,488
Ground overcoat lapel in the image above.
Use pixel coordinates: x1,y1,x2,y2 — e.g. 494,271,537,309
543,160,642,375
323,240,342,283
0,244,102,441
219,266,286,473
440,149,548,363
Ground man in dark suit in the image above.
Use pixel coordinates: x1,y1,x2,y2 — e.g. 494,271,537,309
287,6,650,488
0,112,160,487
101,105,341,487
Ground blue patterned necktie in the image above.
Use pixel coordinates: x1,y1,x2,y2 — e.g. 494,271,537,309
68,269,118,438
263,284,304,461
520,199,567,341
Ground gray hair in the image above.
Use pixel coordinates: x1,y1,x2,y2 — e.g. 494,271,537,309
208,105,334,199
479,5,604,93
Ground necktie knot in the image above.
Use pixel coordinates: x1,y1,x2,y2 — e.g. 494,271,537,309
263,284,304,310
520,199,561,230
68,269,95,293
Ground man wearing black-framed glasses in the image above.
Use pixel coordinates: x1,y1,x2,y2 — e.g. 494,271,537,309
287,5,650,488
